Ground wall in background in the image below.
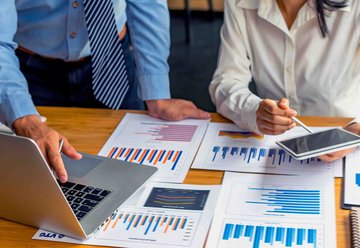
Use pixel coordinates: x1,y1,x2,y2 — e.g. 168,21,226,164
168,0,224,11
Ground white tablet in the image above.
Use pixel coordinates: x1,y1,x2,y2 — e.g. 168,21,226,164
275,127,360,160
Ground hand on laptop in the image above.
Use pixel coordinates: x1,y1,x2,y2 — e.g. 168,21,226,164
318,122,360,162
13,115,82,183
146,99,211,121
256,98,297,135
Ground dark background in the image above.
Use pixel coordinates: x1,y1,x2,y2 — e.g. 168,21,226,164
169,11,223,112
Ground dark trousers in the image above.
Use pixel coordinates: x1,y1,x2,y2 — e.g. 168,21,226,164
16,33,144,110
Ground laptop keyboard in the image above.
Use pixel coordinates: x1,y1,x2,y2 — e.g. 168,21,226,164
58,181,111,221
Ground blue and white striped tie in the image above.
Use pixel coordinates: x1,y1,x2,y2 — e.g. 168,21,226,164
83,0,129,110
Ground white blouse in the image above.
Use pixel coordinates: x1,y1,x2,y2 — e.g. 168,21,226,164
210,0,360,133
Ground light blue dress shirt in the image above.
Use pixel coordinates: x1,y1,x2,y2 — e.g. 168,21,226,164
0,0,171,127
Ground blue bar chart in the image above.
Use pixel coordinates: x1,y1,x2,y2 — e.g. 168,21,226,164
94,208,200,246
211,145,321,166
226,183,323,218
206,173,334,248
245,187,321,216
220,221,321,248
192,123,339,175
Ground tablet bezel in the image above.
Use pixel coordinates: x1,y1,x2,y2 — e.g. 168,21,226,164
275,127,360,160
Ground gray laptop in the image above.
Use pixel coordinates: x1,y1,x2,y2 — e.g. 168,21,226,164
0,132,157,239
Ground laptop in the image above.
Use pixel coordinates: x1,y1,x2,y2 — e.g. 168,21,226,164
0,132,157,239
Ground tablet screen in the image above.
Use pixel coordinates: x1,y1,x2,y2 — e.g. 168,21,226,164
279,128,360,155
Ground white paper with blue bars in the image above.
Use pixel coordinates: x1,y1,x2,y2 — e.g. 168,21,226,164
206,172,336,248
192,123,342,177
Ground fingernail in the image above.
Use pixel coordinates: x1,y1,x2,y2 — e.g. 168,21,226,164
59,175,67,183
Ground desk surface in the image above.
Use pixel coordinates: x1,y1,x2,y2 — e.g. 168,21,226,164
0,107,352,248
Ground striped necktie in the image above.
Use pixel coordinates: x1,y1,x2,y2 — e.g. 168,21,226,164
83,0,129,110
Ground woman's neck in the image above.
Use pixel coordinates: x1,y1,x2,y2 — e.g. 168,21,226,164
277,0,308,29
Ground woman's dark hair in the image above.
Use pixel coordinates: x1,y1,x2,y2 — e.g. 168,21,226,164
315,0,348,37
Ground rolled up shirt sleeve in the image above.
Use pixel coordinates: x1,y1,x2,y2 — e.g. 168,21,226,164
209,1,262,134
0,2,38,127
126,0,171,100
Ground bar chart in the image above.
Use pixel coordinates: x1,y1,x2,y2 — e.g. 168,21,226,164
99,113,210,183
219,220,322,248
227,183,323,218
107,147,183,170
136,122,198,142
218,130,264,140
193,123,340,175
206,173,335,248
144,187,210,210
93,208,200,246
344,149,360,207
211,146,322,165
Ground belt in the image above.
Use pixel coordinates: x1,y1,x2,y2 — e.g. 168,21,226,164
17,25,127,63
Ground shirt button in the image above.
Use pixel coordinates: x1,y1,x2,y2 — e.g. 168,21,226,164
72,1,79,8
70,32,77,38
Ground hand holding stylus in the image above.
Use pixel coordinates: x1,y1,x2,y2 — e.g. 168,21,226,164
256,98,297,135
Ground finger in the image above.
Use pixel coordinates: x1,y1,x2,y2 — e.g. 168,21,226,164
278,98,290,110
257,107,294,126
261,99,290,117
258,121,296,135
46,144,68,183
318,148,352,163
318,154,340,163
62,138,82,160
323,148,354,159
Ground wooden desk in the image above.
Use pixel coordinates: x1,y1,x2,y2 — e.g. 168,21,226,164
0,107,352,247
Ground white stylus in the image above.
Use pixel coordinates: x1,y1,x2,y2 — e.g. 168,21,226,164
291,116,313,133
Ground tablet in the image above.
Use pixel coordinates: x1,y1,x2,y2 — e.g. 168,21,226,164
275,128,360,160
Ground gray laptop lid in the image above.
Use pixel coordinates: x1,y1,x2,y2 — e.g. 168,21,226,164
0,133,157,239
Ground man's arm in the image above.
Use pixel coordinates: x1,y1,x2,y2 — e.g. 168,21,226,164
126,0,210,120
0,3,81,182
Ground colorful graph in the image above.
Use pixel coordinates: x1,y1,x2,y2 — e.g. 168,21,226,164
144,187,210,210
220,221,321,248
94,208,200,246
136,122,198,142
107,147,183,170
211,146,323,166
218,130,264,140
245,187,321,216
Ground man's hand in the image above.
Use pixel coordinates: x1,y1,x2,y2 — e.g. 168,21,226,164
12,115,82,183
318,122,360,163
256,98,297,135
146,99,211,121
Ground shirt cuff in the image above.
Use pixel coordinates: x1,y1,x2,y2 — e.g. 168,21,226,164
0,94,39,128
138,74,171,100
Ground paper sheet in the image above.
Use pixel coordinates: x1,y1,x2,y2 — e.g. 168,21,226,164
192,123,343,177
344,148,360,208
206,172,336,248
33,183,220,248
98,113,210,183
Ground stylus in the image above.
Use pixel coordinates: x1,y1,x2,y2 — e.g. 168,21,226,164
291,116,313,133
58,138,64,153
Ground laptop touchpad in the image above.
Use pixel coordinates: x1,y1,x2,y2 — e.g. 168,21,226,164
62,155,101,178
